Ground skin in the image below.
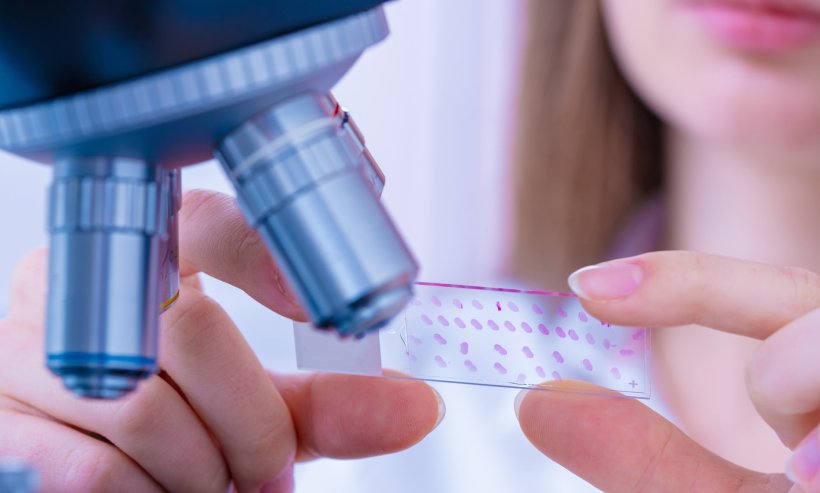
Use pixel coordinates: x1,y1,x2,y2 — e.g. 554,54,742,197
0,189,443,492
517,0,820,491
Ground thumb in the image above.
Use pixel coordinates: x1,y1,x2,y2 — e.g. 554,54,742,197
515,380,790,493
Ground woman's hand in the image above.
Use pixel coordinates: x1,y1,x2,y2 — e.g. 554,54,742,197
0,189,444,493
515,251,819,493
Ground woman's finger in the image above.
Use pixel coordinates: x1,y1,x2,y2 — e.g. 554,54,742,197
6,247,47,330
746,307,820,448
515,380,791,493
568,251,820,339
178,189,305,320
0,408,162,493
271,370,444,462
159,280,297,493
0,328,228,493
785,428,820,493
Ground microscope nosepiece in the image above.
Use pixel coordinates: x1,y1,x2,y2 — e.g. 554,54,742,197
46,158,167,399
217,93,418,337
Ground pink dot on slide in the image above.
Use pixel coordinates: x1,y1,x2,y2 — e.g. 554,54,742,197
538,324,549,335
568,329,579,341
472,299,484,309
578,311,588,322
508,302,519,312
488,320,499,331
516,373,526,383
619,349,635,356
438,315,449,327
522,346,534,359
454,317,466,328
521,322,533,333
494,362,508,374
460,342,469,355
586,333,596,345
431,296,442,307
434,355,447,368
557,307,567,318
552,351,564,364
583,359,593,371
433,333,447,345
552,371,561,380
555,327,566,338
504,321,516,332
465,360,478,372
611,367,621,380
421,315,433,326
494,344,508,356
471,319,483,330
453,298,464,309
535,366,546,379
532,304,544,314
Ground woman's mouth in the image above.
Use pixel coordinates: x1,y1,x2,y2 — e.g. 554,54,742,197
682,0,820,53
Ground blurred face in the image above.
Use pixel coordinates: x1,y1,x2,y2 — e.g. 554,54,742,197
600,0,820,152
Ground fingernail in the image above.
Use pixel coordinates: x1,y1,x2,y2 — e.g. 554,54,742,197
432,387,446,429
568,262,644,301
514,390,529,419
785,430,819,485
261,462,294,493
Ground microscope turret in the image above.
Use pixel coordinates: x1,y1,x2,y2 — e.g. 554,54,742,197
0,1,417,399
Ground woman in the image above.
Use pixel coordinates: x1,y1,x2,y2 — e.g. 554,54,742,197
512,1,820,491
1,1,819,492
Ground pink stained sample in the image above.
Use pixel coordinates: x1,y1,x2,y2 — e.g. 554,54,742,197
421,314,433,326
557,307,567,318
552,351,564,364
516,373,526,384
504,321,516,332
532,303,544,315
454,317,466,329
603,338,612,349
487,320,500,331
582,359,593,371
459,342,469,355
586,333,596,345
472,299,484,310
611,367,622,380
619,349,635,356
521,322,533,333
464,360,478,372
568,329,579,341
493,362,508,374
555,327,566,338
508,302,519,312
538,324,549,335
578,311,588,322
433,333,447,345
522,346,534,359
453,298,464,309
431,296,442,307
437,315,449,327
535,366,547,379
551,370,562,380
493,344,508,356
409,335,423,345
470,319,483,330
434,355,447,368
496,301,502,311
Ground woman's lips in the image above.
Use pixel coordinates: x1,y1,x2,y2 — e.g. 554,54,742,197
683,0,820,52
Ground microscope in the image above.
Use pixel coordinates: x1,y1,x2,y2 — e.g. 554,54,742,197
0,1,416,399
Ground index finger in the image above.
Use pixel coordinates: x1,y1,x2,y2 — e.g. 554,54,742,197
567,251,820,339
178,189,306,321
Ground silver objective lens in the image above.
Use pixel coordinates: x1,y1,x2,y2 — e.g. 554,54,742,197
217,93,418,337
46,158,168,398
